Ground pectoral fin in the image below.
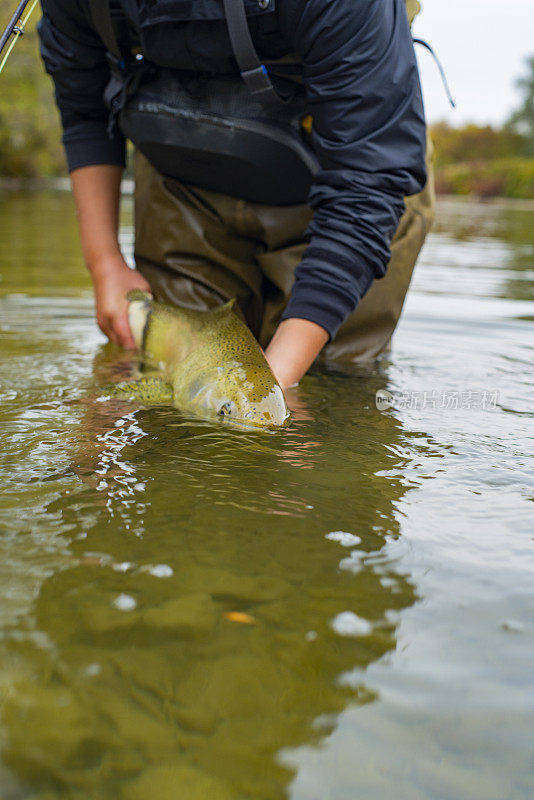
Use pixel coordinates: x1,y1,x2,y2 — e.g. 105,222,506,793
105,376,173,404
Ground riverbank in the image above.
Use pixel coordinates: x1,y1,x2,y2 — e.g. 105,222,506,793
435,158,534,200
0,176,135,195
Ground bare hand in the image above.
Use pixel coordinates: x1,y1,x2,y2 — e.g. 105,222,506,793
92,256,151,349
265,318,329,389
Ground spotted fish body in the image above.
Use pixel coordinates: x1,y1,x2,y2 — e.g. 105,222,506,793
127,291,290,429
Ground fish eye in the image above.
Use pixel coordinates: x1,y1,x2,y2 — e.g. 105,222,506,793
218,401,234,416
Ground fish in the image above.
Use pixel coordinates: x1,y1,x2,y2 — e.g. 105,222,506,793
117,291,290,429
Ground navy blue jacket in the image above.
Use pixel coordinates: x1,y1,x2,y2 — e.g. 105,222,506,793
39,0,427,339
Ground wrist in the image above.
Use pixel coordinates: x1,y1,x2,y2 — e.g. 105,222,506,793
265,317,329,388
87,251,128,278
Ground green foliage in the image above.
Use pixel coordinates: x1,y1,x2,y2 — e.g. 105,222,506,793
0,0,64,177
430,122,529,169
431,66,534,199
434,158,534,199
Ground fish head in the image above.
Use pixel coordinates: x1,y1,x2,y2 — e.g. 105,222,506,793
180,360,290,429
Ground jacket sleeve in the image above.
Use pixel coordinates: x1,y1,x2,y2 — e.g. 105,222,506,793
280,0,427,339
39,0,126,171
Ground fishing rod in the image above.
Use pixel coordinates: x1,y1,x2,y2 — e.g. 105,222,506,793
0,0,39,76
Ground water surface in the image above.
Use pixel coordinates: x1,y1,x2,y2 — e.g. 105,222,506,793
0,192,533,799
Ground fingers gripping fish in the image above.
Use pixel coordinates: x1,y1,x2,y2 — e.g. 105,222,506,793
110,291,290,429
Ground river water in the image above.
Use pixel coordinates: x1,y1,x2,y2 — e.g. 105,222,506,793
0,193,532,800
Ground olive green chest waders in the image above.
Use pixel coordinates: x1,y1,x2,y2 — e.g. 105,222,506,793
131,0,435,364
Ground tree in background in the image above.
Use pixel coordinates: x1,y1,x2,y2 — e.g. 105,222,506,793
0,0,64,178
507,55,534,154
429,54,534,198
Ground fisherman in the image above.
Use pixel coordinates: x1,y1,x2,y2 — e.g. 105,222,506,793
38,0,434,390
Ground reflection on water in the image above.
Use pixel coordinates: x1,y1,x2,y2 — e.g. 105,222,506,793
0,193,533,799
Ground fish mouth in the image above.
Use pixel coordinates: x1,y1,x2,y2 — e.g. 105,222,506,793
244,414,291,430
225,406,291,430
214,401,289,429
217,412,291,432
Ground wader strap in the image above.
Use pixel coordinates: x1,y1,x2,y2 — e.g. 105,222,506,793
89,0,122,61
90,0,286,112
89,0,146,136
222,0,286,111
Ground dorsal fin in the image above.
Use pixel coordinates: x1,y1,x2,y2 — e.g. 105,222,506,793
213,298,236,314
165,297,236,317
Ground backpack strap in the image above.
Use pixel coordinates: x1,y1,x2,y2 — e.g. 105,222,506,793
222,0,286,111
88,0,147,135
90,0,286,112
89,0,122,62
